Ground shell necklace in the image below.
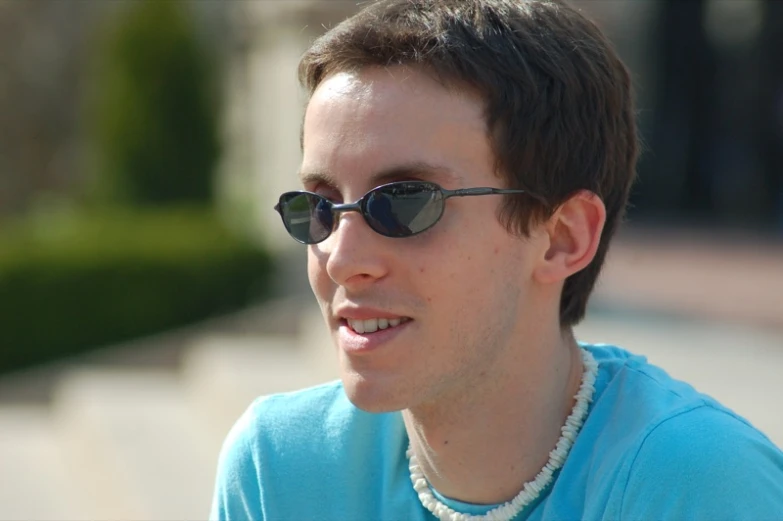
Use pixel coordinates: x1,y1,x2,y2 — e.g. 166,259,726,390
407,348,598,521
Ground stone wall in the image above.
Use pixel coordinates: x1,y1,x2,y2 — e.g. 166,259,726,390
219,1,360,251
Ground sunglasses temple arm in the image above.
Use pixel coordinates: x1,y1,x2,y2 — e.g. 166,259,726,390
445,188,529,197
445,188,549,207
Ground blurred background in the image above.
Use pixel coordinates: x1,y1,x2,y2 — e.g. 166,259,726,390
0,0,781,519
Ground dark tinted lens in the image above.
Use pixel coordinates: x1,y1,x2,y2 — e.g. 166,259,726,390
278,192,333,244
364,183,444,237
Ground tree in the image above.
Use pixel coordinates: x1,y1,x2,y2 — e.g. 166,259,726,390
89,1,220,206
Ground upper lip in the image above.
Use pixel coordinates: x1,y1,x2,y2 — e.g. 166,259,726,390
334,306,409,321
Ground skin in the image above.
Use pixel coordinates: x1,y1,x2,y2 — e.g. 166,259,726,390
300,66,606,504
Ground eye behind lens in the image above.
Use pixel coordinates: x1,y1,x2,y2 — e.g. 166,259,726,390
280,192,333,244
365,183,444,237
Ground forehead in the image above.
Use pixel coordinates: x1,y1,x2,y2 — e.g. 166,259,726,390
300,66,495,191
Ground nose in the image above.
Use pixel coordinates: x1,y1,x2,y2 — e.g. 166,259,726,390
319,210,389,289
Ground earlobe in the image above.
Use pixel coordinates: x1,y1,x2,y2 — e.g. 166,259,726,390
534,191,606,284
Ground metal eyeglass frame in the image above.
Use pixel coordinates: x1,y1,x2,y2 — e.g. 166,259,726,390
274,181,544,244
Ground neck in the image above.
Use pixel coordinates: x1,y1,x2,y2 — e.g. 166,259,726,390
402,328,583,505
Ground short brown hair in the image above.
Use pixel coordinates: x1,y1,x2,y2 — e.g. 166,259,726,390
299,0,638,327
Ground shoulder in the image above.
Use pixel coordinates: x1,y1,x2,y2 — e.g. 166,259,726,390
245,379,352,432
215,379,358,467
575,345,783,519
210,380,352,521
584,343,718,438
234,379,399,451
585,343,739,426
586,343,703,398
210,380,409,521
620,403,783,519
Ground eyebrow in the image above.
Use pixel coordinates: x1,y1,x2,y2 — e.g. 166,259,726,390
298,162,465,189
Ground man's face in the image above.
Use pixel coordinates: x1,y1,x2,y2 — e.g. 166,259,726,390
301,66,547,413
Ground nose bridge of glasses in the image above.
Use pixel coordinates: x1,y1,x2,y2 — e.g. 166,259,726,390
327,201,365,234
331,201,363,214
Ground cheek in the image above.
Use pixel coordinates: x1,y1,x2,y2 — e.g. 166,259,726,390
415,247,488,307
307,248,331,300
428,229,527,304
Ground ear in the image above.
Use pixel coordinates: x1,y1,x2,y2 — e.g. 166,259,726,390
533,190,606,285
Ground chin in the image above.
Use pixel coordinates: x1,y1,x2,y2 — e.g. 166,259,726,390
340,372,410,414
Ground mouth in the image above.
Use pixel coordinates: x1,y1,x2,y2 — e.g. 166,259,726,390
342,317,412,334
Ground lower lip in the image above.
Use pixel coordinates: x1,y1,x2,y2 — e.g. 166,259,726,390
338,320,411,354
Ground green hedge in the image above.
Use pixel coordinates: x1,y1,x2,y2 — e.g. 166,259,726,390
0,207,273,374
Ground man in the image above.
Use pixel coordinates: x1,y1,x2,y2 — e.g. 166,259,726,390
211,1,783,519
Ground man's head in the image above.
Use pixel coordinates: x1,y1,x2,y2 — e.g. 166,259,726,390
294,0,637,412
299,0,638,327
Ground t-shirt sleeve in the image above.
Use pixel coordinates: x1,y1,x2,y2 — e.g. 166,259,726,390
209,399,265,521
619,405,783,521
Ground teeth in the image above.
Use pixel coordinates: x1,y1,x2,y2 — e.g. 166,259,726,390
346,317,407,334
363,319,378,333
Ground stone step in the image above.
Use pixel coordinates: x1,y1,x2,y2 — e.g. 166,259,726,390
0,405,92,521
182,334,335,447
0,307,336,521
52,368,219,520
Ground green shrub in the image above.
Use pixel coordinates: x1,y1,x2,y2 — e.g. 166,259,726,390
88,1,219,206
0,207,273,374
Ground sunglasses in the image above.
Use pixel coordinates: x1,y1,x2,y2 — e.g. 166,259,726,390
274,181,535,244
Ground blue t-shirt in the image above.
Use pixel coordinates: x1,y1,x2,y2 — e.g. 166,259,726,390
210,344,783,520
